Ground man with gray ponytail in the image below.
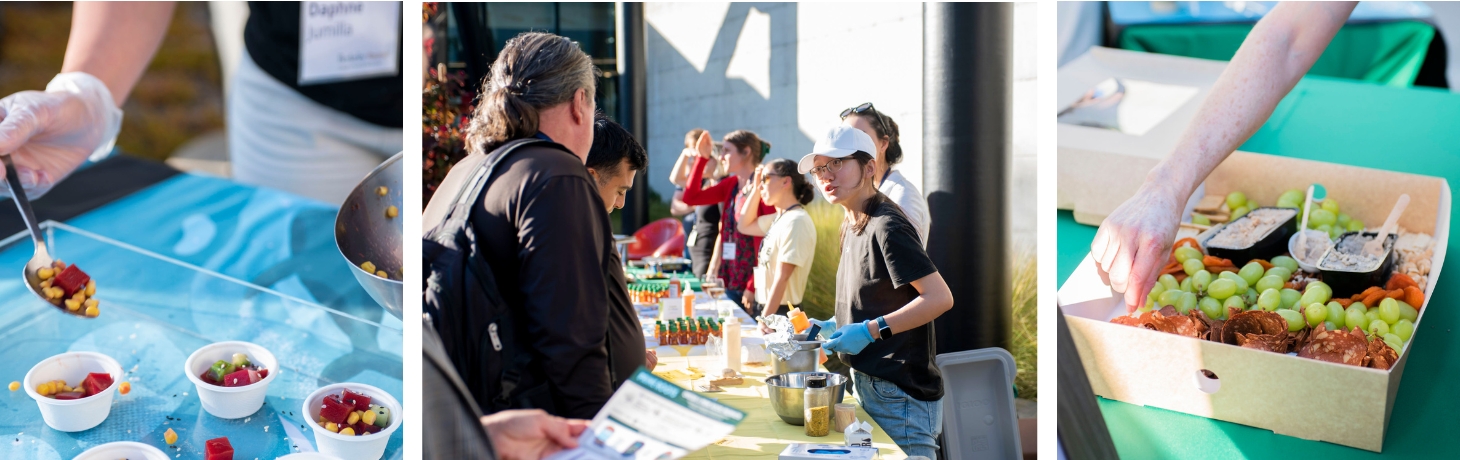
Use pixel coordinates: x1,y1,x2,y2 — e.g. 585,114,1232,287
424,32,634,420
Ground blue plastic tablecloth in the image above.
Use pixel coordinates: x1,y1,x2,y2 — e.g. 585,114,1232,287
0,173,403,459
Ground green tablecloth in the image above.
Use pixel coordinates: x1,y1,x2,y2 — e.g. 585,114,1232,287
1119,21,1435,87
626,266,703,291
1059,76,1460,457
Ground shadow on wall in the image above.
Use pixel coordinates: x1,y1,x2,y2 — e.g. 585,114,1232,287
645,3,816,199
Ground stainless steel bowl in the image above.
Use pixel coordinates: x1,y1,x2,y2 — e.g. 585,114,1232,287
334,152,403,318
771,345,820,376
765,372,847,425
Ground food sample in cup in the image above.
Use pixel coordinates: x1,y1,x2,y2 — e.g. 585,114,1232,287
38,261,100,317
1207,208,1298,249
1291,230,1331,267
35,372,112,400
198,353,270,387
316,388,391,436
1320,234,1389,272
205,437,233,460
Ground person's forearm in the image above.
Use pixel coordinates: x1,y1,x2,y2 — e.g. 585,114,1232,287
707,231,722,278
1153,1,1354,201
761,263,796,317
669,191,692,216
65,2,176,105
878,272,953,336
669,151,691,187
736,191,766,237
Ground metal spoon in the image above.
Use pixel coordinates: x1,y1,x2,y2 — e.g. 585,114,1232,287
1,155,78,316
1365,194,1409,257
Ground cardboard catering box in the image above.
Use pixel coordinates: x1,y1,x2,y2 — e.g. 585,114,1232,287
1057,152,1451,452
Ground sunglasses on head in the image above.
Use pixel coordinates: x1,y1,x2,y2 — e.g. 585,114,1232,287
839,102,891,139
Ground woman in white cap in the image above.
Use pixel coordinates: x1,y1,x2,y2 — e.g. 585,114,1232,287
840,102,930,247
800,124,954,459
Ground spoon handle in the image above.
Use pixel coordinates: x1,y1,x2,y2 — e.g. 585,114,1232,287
1374,194,1411,244
1,155,44,248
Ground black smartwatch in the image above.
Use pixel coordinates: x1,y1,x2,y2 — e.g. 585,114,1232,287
876,316,893,340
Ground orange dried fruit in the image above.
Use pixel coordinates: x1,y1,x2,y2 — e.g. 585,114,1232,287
1404,286,1424,308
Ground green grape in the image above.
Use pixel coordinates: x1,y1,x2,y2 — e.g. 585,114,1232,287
1238,262,1265,286
1242,288,1259,306
1281,288,1303,310
1232,206,1251,220
1298,289,1329,310
1180,276,1195,293
1174,246,1203,264
1148,285,1166,305
1270,256,1300,273
1199,296,1223,318
1279,189,1305,205
1367,319,1389,337
1277,197,1300,209
1207,278,1238,300
1304,303,1327,327
1158,290,1183,308
1384,336,1403,353
1159,274,1180,291
1219,271,1249,293
1183,258,1205,277
1394,319,1415,342
1324,321,1339,331
1398,301,1419,322
1255,275,1285,294
1226,191,1247,209
1257,289,1282,311
1378,298,1401,325
1192,270,1212,293
1177,292,1198,315
1321,199,1340,215
1222,296,1245,317
1276,309,1305,332
1328,225,1344,239
1347,219,1365,232
1307,281,1331,296
1264,267,1293,283
1139,301,1154,313
1344,305,1368,332
1192,214,1211,226
1325,302,1346,329
1364,310,1380,327
1337,213,1351,227
1310,209,1337,228
1316,223,1333,234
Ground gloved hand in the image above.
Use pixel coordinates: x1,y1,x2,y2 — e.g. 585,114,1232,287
0,72,124,199
824,320,875,355
807,318,837,340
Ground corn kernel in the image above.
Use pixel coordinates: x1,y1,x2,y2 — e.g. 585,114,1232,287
347,411,361,425
361,408,376,425
339,427,356,436
376,186,388,196
7,381,18,391
84,305,99,317
326,422,339,433
85,280,95,296
39,279,52,289
84,298,98,309
375,270,387,278
65,299,81,311
119,381,131,395
164,428,178,445
71,291,85,302
38,267,54,280
360,261,376,273
385,206,398,218
52,260,64,270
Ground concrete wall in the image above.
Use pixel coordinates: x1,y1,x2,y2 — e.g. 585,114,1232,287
644,2,1036,253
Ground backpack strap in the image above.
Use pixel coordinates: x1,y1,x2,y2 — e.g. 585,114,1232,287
432,138,547,237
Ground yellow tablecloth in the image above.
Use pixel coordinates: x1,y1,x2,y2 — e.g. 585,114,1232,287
653,356,907,459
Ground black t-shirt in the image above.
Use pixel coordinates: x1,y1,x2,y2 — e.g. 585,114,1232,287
605,250,648,391
834,200,942,401
244,2,403,127
468,141,638,419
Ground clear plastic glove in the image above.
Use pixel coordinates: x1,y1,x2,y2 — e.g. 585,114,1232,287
824,320,875,355
1091,181,1186,313
0,72,123,198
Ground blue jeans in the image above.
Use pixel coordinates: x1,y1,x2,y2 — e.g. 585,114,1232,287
853,370,943,459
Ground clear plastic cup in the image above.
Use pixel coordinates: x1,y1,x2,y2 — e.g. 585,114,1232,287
23,351,123,432
303,383,402,460
73,441,169,460
184,341,279,419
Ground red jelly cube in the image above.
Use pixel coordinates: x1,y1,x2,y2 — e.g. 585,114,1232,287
342,389,372,412
81,373,113,397
53,265,90,297
222,369,254,387
52,391,86,400
319,394,351,424
354,421,382,435
200,370,220,386
204,437,233,460
257,369,269,380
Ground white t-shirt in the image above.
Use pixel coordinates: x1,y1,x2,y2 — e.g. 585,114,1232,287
752,207,817,307
879,169,931,247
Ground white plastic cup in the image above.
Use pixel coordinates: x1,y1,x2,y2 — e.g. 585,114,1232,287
184,341,280,419
73,441,169,460
23,351,123,432
303,383,402,460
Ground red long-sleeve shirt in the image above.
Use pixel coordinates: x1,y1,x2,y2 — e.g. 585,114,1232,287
681,156,776,293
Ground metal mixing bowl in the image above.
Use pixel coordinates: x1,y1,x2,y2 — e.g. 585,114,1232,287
771,345,820,376
765,372,847,425
334,152,403,318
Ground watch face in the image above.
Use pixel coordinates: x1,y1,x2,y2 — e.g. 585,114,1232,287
879,327,893,340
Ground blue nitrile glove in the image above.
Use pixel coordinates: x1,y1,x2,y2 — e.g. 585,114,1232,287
824,320,875,355
808,318,837,340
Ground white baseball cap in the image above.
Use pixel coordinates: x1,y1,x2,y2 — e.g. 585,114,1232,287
797,124,877,174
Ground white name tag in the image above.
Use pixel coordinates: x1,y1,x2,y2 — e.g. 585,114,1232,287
722,242,737,261
298,2,401,85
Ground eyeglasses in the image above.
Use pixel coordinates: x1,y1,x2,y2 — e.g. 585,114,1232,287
759,173,788,183
840,102,891,140
807,158,848,177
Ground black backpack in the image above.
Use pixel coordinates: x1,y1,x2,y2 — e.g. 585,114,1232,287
422,138,551,414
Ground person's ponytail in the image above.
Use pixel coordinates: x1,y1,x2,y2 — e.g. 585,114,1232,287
465,32,600,155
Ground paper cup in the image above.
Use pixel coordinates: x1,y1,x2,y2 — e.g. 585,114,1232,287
184,341,279,419
303,383,402,460
73,441,168,460
23,352,123,432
